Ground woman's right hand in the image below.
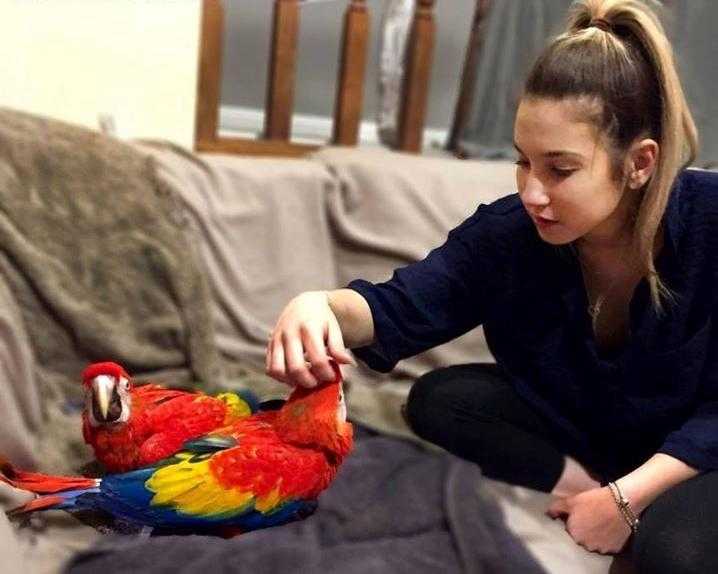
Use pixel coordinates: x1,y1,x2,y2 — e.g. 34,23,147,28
266,291,356,387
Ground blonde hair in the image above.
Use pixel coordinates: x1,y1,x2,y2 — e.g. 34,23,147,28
523,0,698,311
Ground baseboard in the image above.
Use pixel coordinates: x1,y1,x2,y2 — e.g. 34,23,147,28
219,105,448,150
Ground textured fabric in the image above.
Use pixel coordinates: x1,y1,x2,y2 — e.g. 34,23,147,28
0,276,41,469
0,109,219,386
0,482,101,574
142,141,338,373
351,168,718,479
65,428,547,574
0,108,220,472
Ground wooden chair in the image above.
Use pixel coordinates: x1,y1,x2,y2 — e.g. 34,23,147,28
194,0,437,157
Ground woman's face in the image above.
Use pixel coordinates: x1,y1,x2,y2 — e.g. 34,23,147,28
514,97,632,247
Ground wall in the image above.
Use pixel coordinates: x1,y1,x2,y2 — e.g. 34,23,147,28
221,0,476,142
0,0,201,148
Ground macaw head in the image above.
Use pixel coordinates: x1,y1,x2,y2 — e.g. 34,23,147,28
274,363,354,459
81,362,133,427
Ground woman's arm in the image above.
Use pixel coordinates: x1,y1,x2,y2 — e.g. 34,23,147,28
547,453,700,554
614,453,699,514
266,289,373,387
327,288,374,349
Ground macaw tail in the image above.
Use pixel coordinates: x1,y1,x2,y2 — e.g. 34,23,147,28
0,456,99,494
7,485,102,518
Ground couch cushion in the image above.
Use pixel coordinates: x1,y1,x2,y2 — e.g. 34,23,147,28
144,142,339,400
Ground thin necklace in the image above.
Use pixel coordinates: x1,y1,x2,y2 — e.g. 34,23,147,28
576,253,623,329
587,295,606,321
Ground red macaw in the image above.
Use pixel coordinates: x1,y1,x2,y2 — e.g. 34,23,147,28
3,365,353,535
81,362,258,472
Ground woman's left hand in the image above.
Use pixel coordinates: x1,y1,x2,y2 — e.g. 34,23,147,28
546,486,631,554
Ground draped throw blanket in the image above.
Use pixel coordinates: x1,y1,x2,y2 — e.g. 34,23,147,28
0,108,219,470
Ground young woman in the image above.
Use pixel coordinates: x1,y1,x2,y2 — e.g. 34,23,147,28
267,1,716,571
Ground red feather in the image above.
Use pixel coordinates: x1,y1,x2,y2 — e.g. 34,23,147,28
82,363,252,472
0,457,97,494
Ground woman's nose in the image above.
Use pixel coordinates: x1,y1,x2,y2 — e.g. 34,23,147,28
521,176,550,207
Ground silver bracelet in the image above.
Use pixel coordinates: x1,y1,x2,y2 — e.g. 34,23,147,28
607,481,640,533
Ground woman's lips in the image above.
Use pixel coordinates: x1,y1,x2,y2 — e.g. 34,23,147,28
532,215,558,229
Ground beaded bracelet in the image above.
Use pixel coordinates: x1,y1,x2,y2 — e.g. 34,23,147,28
607,481,640,533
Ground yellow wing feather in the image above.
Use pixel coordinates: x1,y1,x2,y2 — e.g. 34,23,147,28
147,454,256,517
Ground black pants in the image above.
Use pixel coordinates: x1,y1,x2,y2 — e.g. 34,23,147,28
405,364,718,574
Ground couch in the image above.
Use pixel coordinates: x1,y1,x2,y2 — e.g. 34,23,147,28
0,108,622,573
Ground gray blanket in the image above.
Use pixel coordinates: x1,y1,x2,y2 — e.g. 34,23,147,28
65,427,546,574
0,108,220,471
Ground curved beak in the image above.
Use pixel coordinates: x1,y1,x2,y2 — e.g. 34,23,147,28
91,377,115,422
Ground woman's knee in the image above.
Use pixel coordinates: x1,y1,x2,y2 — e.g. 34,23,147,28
404,367,452,439
633,528,711,574
404,364,501,442
632,473,718,574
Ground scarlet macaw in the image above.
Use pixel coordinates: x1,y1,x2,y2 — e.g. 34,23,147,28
81,362,258,472
3,366,353,534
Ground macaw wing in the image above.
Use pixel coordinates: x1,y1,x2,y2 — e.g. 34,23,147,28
92,432,324,531
140,389,254,434
131,384,189,406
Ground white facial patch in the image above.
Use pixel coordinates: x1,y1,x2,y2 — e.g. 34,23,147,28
86,374,131,426
336,384,347,424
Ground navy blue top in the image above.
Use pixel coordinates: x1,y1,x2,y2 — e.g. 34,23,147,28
349,169,718,479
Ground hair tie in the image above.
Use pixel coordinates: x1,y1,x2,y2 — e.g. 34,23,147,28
589,17,612,32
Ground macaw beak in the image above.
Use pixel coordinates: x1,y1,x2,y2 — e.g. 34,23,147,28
91,376,121,423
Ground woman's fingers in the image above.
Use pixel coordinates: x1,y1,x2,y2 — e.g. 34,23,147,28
546,497,570,520
301,325,336,382
283,331,320,388
266,291,355,387
266,335,289,384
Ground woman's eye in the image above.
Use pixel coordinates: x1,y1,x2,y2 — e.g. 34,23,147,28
551,167,576,178
515,159,530,169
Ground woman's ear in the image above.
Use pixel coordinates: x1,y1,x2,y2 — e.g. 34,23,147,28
626,138,659,189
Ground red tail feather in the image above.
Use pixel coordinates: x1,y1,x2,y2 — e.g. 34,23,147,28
8,495,65,517
0,458,97,494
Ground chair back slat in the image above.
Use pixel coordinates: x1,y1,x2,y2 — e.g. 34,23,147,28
264,0,300,140
398,0,436,153
194,0,438,156
332,0,370,146
195,0,224,145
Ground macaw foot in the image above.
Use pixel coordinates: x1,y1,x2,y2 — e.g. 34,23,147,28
138,526,154,540
217,526,244,538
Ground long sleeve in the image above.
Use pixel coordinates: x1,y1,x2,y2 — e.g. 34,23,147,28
658,317,718,470
349,200,524,372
